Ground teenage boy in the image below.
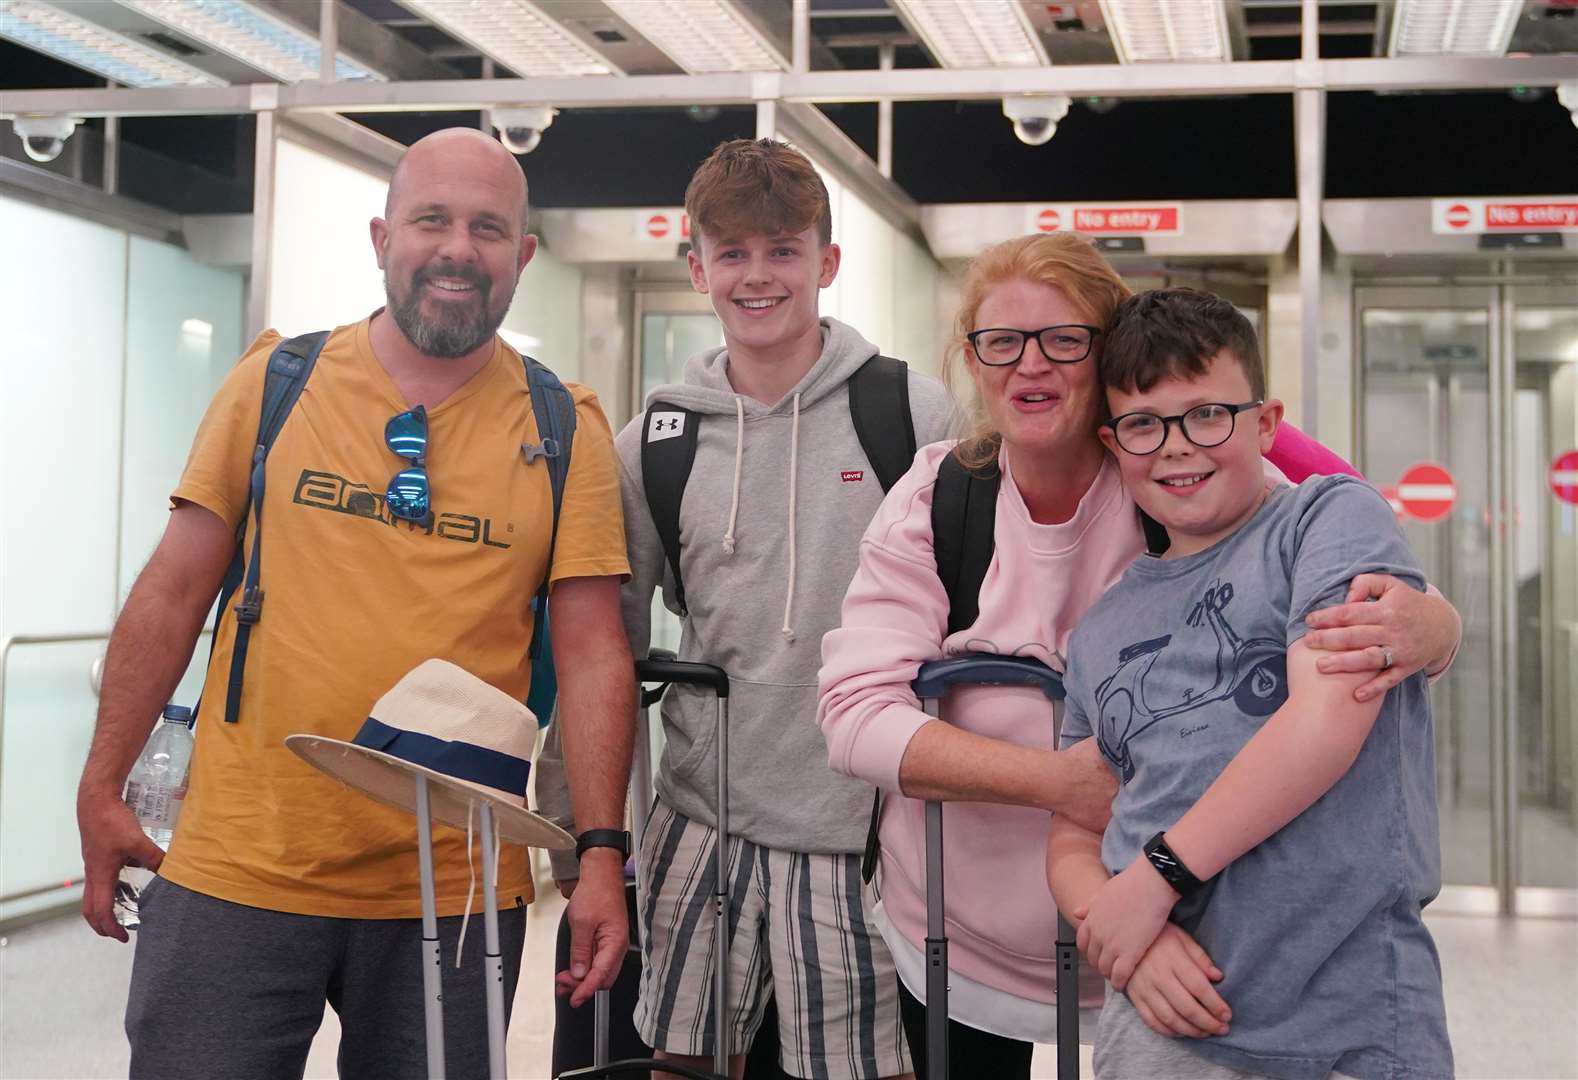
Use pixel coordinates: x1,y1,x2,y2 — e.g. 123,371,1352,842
545,139,951,1079
1047,288,1453,1080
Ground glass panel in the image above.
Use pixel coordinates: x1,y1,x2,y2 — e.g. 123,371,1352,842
639,312,722,403
1512,306,1578,889
0,196,125,638
268,137,387,337
1361,306,1493,887
502,245,584,384
122,236,244,600
0,641,102,923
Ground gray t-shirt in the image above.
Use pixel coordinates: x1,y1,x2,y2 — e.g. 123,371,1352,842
1059,476,1452,1080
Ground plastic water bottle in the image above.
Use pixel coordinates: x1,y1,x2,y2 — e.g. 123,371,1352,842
114,705,194,930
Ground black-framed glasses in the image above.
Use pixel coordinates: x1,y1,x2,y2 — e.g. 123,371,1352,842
385,404,432,523
1104,400,1264,456
965,324,1101,366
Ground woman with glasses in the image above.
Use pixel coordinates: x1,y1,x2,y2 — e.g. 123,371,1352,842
816,233,1461,1079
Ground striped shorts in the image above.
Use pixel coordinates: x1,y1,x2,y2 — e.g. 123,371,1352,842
633,799,911,1080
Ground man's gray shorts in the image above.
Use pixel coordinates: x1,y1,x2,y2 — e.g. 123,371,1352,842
125,876,528,1080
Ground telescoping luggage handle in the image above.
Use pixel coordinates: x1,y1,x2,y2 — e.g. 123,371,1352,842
560,659,732,1080
911,653,1080,1080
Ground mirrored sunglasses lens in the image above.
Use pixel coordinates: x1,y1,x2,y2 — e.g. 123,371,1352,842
385,410,427,460
386,468,430,520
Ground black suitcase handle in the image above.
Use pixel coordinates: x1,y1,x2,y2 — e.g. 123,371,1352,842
636,657,730,699
912,653,1064,702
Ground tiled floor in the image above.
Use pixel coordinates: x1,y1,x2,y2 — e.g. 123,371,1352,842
2,892,1574,1079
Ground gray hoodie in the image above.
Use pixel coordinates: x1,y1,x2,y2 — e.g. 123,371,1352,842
540,317,953,874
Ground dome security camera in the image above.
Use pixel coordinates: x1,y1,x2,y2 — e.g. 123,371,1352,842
13,114,81,164
491,106,557,156
1002,95,1072,147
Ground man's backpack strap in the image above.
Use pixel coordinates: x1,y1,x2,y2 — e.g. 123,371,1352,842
214,330,329,724
932,452,1002,638
848,355,915,494
640,403,700,616
523,356,578,662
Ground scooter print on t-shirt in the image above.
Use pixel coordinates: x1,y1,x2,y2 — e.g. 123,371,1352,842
1095,580,1288,784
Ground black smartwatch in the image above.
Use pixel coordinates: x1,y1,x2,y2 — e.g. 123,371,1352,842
1143,831,1206,899
574,829,631,862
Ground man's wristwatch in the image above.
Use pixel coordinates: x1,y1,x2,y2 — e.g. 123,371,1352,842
574,829,631,862
1143,831,1206,898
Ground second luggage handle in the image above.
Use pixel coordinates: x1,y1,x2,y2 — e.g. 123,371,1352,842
579,657,732,1080
911,653,1079,1080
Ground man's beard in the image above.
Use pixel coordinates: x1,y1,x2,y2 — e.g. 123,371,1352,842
386,264,510,359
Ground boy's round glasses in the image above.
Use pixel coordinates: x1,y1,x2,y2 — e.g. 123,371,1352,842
1105,400,1264,456
966,324,1101,366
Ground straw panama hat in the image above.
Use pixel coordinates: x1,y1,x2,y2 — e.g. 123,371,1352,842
285,658,574,849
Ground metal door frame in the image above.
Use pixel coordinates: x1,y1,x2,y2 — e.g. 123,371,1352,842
1354,279,1578,919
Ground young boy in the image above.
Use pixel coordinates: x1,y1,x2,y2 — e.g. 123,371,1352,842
545,139,951,1079
1047,288,1453,1080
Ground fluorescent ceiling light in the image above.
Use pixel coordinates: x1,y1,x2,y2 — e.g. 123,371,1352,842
0,0,223,86
603,0,786,73
1388,0,1519,57
1099,0,1231,63
120,0,385,82
396,0,615,77
181,317,215,339
890,0,1047,68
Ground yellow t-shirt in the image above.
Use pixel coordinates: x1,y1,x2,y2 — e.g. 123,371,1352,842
161,316,630,918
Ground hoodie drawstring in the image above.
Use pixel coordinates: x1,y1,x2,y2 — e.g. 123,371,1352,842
721,395,744,556
781,392,801,642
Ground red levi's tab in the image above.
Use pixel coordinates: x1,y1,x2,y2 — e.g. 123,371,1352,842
840,470,865,483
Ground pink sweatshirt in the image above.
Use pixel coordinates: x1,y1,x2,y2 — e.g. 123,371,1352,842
816,427,1344,1005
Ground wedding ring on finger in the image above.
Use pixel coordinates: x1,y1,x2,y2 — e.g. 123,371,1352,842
1381,646,1394,670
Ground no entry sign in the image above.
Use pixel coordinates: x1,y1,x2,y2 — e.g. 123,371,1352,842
1551,450,1578,506
635,209,691,242
1027,203,1182,236
1431,197,1578,235
1397,463,1456,522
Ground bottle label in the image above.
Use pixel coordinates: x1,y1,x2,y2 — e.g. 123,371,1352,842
125,780,182,829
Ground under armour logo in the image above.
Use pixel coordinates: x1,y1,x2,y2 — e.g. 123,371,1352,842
647,411,687,443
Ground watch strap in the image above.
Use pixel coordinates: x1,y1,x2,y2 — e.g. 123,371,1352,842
575,828,631,862
1144,831,1206,898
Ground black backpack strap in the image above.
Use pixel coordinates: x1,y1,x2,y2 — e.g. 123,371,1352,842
932,451,1002,638
522,356,578,660
215,330,329,724
848,355,916,494
863,446,1004,883
640,403,700,616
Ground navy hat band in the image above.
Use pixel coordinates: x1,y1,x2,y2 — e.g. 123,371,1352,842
353,717,531,797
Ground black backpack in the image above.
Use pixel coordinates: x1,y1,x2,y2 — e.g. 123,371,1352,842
204,331,576,725
640,354,918,614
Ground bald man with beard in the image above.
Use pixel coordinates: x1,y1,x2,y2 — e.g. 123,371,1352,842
77,128,636,1079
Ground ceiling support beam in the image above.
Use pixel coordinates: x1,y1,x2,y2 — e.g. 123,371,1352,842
4,55,1575,118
